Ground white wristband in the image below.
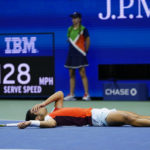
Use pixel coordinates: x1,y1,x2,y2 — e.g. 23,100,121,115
30,120,40,127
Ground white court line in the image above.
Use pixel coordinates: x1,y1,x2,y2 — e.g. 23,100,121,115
0,119,24,121
0,149,40,150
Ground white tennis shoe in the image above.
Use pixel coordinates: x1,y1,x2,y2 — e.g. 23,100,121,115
64,94,76,101
82,94,91,101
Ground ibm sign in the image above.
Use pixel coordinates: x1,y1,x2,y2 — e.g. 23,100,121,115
103,83,148,100
5,37,38,54
0,33,55,98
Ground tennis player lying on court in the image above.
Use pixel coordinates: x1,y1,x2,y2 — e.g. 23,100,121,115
18,91,150,129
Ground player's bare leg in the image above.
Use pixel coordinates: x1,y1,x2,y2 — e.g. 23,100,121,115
106,111,150,127
121,111,150,120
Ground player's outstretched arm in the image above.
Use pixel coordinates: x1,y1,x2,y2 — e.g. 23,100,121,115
31,91,64,113
18,118,57,129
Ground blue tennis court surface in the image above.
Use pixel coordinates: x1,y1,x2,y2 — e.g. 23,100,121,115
0,120,150,150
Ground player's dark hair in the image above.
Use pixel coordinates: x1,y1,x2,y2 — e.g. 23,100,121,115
25,109,37,121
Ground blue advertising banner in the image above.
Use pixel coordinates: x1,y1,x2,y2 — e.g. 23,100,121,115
103,83,148,100
0,0,150,98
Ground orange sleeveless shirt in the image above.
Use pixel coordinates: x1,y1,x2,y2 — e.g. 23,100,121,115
49,107,92,126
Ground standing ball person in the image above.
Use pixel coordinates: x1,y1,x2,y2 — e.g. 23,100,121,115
64,12,90,101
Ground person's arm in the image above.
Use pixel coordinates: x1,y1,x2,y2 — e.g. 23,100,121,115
83,28,90,53
31,91,64,113
85,36,90,52
18,118,57,129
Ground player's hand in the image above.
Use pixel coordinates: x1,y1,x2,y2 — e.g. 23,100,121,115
18,121,31,129
31,103,45,113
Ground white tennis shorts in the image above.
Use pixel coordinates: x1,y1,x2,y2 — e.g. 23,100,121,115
91,108,116,126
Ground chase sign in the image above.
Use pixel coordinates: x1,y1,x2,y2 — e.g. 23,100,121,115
103,83,148,100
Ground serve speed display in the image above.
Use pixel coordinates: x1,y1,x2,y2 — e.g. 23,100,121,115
0,33,55,98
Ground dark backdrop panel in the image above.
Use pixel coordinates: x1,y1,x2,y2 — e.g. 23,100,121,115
99,64,150,80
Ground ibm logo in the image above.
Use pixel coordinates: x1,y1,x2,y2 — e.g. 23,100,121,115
98,0,150,20
5,37,38,54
